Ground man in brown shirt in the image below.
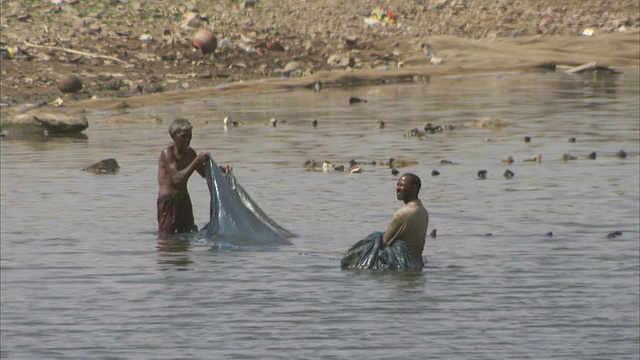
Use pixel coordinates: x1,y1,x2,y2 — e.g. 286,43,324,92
382,173,430,265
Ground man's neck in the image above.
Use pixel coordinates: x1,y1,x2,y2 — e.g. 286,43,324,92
172,143,189,156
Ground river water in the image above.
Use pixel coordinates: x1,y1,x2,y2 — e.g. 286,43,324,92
1,68,639,359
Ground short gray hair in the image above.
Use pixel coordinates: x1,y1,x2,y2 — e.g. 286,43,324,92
168,118,193,136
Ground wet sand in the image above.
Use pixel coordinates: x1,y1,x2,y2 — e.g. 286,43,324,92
1,30,638,128
60,31,640,115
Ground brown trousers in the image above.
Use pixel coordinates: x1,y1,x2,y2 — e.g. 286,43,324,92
157,192,195,234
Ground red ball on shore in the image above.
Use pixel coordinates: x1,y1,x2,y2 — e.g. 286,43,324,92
193,30,217,54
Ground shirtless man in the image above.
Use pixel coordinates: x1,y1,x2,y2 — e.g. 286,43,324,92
156,118,211,235
382,173,430,266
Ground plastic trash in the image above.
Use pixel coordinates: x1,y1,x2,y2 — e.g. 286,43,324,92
582,28,595,36
364,6,397,26
218,38,232,51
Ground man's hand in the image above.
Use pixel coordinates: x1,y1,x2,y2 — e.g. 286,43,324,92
219,164,232,174
196,151,210,163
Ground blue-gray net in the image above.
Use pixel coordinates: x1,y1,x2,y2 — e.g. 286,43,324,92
201,157,295,246
340,231,424,271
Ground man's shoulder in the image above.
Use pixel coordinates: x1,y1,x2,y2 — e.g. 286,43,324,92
407,199,425,207
408,199,429,215
161,144,174,152
160,145,174,159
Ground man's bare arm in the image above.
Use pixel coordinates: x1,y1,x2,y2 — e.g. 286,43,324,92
160,149,208,185
195,156,208,178
382,211,405,247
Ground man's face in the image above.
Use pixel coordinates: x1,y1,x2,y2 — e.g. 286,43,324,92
173,129,192,149
395,175,414,202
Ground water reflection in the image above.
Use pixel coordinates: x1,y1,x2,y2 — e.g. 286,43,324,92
386,271,428,292
346,270,428,292
0,133,88,150
554,72,619,101
0,132,88,143
156,237,194,270
586,72,619,97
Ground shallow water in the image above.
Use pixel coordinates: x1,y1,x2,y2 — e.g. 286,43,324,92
1,68,639,359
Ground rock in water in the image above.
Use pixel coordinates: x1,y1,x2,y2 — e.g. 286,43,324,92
349,96,368,104
84,158,120,174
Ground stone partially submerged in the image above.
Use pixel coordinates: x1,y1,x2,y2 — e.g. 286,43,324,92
465,116,509,129
1,108,89,137
532,61,620,76
83,158,120,174
563,61,619,75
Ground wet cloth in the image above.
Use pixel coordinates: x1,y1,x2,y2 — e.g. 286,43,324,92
202,157,295,246
340,231,424,271
157,192,195,234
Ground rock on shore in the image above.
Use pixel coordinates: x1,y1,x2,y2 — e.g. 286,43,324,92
0,0,638,107
1,108,88,137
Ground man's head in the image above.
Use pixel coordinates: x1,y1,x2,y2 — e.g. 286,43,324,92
169,118,193,136
168,118,193,149
395,173,421,203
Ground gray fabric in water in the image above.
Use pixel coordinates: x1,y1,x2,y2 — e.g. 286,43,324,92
340,231,424,271
202,157,295,246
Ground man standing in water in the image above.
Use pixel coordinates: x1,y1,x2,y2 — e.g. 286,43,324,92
157,118,213,235
382,173,430,265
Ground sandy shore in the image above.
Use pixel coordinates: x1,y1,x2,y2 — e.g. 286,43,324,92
1,0,638,119
61,31,640,115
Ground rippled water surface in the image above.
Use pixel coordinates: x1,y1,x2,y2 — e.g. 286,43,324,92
2,69,639,359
